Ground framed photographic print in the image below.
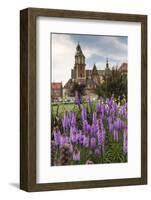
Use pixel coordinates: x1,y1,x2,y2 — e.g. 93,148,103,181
20,8,147,191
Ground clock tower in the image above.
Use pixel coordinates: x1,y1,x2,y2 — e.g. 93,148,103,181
73,43,86,85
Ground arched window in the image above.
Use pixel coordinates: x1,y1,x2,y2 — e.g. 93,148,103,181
78,57,80,64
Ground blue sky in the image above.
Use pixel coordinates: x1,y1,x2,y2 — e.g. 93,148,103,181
51,33,128,85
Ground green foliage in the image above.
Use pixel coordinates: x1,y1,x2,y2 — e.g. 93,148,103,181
96,70,127,99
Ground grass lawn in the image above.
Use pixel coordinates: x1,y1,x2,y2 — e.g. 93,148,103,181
51,101,98,117
51,102,80,117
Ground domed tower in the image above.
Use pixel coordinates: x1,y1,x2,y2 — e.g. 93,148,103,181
73,43,86,85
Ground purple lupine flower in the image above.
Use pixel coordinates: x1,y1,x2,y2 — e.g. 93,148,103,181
109,107,115,116
83,135,89,147
120,120,124,129
87,124,91,133
100,104,105,118
90,124,97,137
78,136,84,145
70,112,76,127
73,149,80,161
104,104,109,115
97,119,103,130
108,116,112,122
113,129,118,142
62,111,69,129
70,130,78,144
121,105,127,118
113,120,118,129
96,103,100,113
82,106,87,121
53,128,61,145
108,97,114,107
70,125,77,134
83,120,89,134
90,137,96,149
60,134,69,146
94,148,101,157
112,102,118,114
114,118,124,129
92,112,97,125
117,110,121,118
77,131,84,145
123,127,127,154
75,91,81,106
97,128,105,151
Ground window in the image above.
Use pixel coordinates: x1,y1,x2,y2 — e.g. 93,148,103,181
78,57,80,64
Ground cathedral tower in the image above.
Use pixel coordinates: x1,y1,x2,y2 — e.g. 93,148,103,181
73,43,86,85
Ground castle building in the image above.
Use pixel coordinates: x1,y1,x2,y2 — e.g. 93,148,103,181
51,82,63,101
63,43,112,98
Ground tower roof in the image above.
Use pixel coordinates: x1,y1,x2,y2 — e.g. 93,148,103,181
106,57,109,69
75,43,84,57
118,62,128,72
92,64,99,75
92,63,97,71
51,82,62,90
105,58,112,75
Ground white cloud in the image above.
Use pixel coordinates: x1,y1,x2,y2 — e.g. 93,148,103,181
82,46,99,59
52,34,76,86
84,37,127,64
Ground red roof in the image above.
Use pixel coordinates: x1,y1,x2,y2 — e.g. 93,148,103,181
119,63,128,72
51,82,62,90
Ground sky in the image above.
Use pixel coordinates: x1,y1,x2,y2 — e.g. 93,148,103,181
51,33,128,86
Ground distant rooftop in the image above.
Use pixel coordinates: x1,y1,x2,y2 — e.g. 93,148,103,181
51,82,62,90
119,63,128,72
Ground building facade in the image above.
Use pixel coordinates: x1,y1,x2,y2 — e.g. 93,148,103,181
63,43,112,98
51,82,63,101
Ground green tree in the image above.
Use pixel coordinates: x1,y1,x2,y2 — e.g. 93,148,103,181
96,70,127,100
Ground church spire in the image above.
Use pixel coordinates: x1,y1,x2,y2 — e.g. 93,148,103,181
75,43,85,64
106,57,109,69
92,63,98,75
76,42,83,55
93,63,96,69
